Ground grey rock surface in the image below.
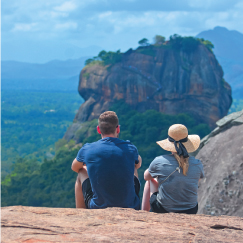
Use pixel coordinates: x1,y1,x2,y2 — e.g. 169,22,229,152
196,110,243,216
194,109,243,157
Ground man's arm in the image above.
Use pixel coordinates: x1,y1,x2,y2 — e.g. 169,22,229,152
71,158,84,173
135,155,142,169
144,169,154,181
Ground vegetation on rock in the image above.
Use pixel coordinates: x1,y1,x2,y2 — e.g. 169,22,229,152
138,38,150,46
84,34,215,67
153,35,166,45
85,50,122,66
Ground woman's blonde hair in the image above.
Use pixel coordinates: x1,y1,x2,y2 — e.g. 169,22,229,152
173,153,189,176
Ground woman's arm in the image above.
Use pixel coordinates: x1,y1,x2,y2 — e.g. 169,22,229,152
144,169,154,181
142,169,159,211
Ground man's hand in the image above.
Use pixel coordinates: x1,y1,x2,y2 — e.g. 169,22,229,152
135,155,142,169
71,158,84,173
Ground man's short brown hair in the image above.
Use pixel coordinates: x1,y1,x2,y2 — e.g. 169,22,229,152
98,111,119,135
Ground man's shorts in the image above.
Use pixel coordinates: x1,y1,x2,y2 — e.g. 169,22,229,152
81,176,141,209
150,192,198,214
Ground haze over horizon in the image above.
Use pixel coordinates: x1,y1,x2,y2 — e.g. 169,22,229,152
2,0,243,63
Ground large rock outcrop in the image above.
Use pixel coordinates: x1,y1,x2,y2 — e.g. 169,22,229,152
76,44,231,127
196,110,243,216
2,206,243,242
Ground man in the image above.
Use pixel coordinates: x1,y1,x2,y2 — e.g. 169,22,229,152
72,111,141,210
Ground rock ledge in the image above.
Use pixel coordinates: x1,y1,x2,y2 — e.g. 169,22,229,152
2,206,243,242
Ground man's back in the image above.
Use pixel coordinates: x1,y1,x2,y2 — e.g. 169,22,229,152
76,137,140,210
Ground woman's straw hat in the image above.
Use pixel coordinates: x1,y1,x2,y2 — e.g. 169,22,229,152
156,124,200,153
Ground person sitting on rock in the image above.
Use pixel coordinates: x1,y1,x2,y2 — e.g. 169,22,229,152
71,111,142,210
141,124,204,214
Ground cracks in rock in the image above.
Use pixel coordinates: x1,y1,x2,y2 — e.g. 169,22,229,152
30,212,52,216
24,232,59,236
1,224,68,234
210,224,242,231
86,223,102,227
92,72,104,77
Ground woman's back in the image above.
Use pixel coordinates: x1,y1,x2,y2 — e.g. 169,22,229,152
148,154,204,212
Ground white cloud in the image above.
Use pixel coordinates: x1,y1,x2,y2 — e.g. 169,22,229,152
98,11,113,19
55,22,78,30
54,1,77,12
12,23,37,32
39,10,69,19
188,0,210,8
235,1,243,8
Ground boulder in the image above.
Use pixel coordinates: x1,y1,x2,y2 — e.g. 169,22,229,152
196,110,243,216
2,206,243,242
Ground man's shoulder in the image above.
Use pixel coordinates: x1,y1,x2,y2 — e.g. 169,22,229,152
118,139,135,146
80,142,92,149
118,139,138,151
79,140,100,151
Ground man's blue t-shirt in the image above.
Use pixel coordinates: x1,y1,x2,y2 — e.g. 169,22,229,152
76,137,140,210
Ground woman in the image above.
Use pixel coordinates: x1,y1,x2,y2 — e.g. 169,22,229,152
142,124,204,214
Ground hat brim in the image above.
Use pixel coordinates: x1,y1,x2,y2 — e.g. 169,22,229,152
156,135,200,153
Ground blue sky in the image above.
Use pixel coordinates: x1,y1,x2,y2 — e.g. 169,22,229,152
2,0,243,63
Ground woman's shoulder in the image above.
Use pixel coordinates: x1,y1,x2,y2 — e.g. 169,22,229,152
189,156,202,165
189,156,200,161
152,154,176,164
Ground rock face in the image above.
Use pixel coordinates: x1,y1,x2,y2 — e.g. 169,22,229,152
2,206,243,242
196,110,243,216
75,44,231,128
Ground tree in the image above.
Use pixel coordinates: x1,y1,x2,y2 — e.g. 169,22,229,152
138,38,149,46
203,40,214,50
154,35,165,45
181,37,199,53
98,50,107,59
169,34,183,50
197,38,214,52
85,58,94,65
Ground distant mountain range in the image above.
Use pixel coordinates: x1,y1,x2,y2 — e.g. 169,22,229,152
197,26,243,99
1,57,90,91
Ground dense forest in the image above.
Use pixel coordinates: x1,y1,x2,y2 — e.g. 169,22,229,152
1,90,84,178
2,100,212,207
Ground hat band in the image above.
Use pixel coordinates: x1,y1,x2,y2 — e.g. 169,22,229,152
168,135,189,158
